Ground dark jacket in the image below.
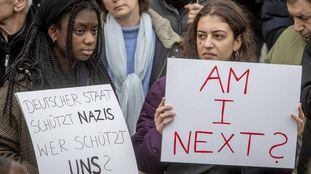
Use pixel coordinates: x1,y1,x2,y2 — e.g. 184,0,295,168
261,0,292,50
132,77,166,173
0,6,36,82
299,38,311,174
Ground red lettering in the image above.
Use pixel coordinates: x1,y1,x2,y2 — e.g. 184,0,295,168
174,131,192,155
213,99,234,125
200,66,225,93
194,131,214,154
227,68,250,94
218,133,235,153
269,132,288,160
240,132,265,156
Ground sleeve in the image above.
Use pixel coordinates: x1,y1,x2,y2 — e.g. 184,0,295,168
0,85,38,174
132,78,167,174
301,40,311,120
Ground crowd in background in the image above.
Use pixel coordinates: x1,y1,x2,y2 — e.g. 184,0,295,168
0,0,311,174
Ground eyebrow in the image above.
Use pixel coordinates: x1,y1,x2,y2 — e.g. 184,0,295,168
74,22,98,27
197,29,226,34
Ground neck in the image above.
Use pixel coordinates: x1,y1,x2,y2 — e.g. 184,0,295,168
0,12,27,42
54,47,77,73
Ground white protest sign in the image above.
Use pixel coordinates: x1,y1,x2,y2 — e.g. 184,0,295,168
161,58,301,169
15,84,138,174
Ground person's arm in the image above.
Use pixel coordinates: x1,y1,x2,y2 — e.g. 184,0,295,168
185,3,203,25
0,85,37,174
132,78,172,174
301,40,311,120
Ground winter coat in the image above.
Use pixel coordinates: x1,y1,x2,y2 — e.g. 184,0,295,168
0,6,36,83
299,36,311,174
261,0,292,50
265,26,306,65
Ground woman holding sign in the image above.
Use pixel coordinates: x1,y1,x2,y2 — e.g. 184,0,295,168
132,0,305,174
0,0,111,173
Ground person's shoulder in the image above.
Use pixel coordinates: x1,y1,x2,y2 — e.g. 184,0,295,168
280,26,304,41
148,9,181,48
266,26,306,65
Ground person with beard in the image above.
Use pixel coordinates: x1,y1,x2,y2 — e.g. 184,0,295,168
150,0,206,35
0,0,111,173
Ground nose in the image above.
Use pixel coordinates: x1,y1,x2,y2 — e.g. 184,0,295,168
204,36,214,48
84,32,96,45
293,17,304,33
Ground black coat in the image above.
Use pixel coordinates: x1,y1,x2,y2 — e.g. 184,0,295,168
0,6,36,83
261,0,292,50
299,38,311,174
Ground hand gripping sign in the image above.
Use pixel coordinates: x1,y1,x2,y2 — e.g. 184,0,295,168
161,58,301,169
15,84,138,174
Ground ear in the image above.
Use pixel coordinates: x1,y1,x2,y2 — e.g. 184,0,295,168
233,35,242,52
13,0,27,12
48,24,58,43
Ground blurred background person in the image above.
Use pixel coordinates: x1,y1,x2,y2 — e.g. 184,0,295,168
97,0,181,136
0,0,35,83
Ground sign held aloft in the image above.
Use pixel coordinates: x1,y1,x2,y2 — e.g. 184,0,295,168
161,58,302,169
15,84,138,174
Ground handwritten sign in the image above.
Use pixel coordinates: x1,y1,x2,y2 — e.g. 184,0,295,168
161,58,302,169
15,84,138,174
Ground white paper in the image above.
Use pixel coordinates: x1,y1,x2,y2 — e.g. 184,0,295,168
161,58,302,169
15,84,138,174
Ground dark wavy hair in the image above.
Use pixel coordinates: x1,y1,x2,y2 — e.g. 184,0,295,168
182,0,256,62
96,0,149,19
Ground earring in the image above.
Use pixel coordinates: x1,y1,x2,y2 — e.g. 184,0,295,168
234,50,240,61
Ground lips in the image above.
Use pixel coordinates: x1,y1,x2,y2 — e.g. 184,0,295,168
201,52,218,60
302,34,310,41
114,5,125,11
81,49,94,56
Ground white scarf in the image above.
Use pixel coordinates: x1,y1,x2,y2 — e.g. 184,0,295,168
104,13,155,135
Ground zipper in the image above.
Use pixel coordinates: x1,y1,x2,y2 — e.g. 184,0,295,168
5,54,9,73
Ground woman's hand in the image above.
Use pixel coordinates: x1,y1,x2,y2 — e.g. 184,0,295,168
291,103,305,135
154,98,175,135
185,3,203,25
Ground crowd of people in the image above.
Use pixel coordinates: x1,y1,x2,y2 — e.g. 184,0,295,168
0,0,310,173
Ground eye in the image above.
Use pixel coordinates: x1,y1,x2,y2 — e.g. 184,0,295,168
301,16,310,21
91,28,98,35
197,33,207,40
214,34,225,40
74,29,85,36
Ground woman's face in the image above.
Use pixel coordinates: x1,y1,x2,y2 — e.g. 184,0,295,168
102,0,139,20
49,9,98,62
196,15,241,61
